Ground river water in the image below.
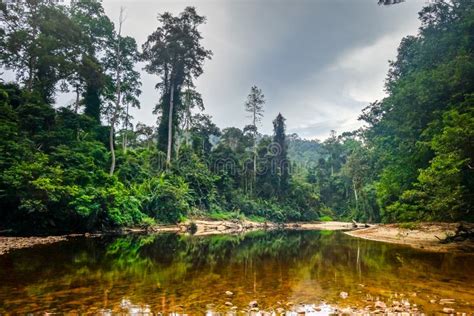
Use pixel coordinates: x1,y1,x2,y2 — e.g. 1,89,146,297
0,230,473,314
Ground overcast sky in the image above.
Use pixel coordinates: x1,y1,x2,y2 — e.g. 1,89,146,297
63,0,423,140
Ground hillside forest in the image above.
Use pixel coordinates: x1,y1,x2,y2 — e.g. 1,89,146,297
0,0,472,234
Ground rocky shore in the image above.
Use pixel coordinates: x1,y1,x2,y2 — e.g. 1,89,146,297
0,220,362,255
2,220,473,256
0,236,69,255
346,222,474,252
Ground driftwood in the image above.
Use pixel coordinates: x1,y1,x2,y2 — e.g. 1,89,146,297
440,223,474,244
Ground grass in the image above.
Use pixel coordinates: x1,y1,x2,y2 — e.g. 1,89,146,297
207,211,245,221
246,215,267,223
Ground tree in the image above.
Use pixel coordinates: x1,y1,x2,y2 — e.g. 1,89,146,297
181,88,204,147
0,1,83,103
272,113,290,194
244,85,265,191
69,0,115,122
142,7,212,165
102,8,142,175
360,0,474,222
189,113,220,156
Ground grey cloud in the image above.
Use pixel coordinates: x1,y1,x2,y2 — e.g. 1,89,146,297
20,0,428,141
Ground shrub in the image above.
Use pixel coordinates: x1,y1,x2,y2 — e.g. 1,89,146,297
136,174,192,223
319,215,333,222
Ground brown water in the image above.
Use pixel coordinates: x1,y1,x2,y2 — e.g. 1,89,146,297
0,230,473,314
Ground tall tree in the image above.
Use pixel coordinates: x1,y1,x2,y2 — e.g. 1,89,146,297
142,7,212,165
69,0,114,122
0,1,83,103
272,113,290,194
102,8,142,175
244,85,265,190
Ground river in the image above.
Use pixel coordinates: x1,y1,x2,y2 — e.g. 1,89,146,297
0,230,473,314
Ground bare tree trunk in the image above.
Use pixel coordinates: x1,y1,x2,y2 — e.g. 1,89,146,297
109,8,124,176
166,84,174,166
109,120,117,176
353,181,358,202
122,102,129,153
74,86,80,113
252,108,257,194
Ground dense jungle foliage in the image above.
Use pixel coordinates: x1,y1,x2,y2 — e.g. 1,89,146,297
0,0,472,234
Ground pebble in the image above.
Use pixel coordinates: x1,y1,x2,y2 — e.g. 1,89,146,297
440,298,456,305
225,302,233,306
225,291,234,296
442,307,455,314
375,301,387,309
339,291,349,299
393,306,404,312
249,301,258,308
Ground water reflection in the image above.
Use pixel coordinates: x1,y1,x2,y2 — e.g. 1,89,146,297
0,230,473,314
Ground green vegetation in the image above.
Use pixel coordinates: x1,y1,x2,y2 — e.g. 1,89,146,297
0,0,472,234
319,216,333,222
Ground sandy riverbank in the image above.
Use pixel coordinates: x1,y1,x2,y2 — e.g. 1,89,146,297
174,220,363,236
346,222,474,252
0,236,70,256
2,220,473,255
0,220,360,255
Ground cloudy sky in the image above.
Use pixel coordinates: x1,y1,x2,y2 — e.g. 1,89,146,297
72,0,424,140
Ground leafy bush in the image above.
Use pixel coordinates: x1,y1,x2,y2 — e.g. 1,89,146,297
136,174,192,223
319,215,333,222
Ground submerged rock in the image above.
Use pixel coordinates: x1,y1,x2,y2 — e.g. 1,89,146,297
339,291,349,299
249,300,258,308
442,307,455,314
440,298,455,305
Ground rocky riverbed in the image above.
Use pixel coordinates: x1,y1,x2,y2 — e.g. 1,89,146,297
118,294,471,315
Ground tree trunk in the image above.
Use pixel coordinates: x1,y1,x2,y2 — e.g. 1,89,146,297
166,84,174,166
74,86,80,113
252,108,257,194
353,181,358,202
109,123,116,176
109,8,124,176
122,102,129,153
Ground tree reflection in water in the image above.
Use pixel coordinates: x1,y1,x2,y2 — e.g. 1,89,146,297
0,230,473,314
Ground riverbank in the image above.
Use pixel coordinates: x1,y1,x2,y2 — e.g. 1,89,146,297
0,220,360,255
0,235,69,256
346,222,474,252
2,220,473,255
174,219,363,236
